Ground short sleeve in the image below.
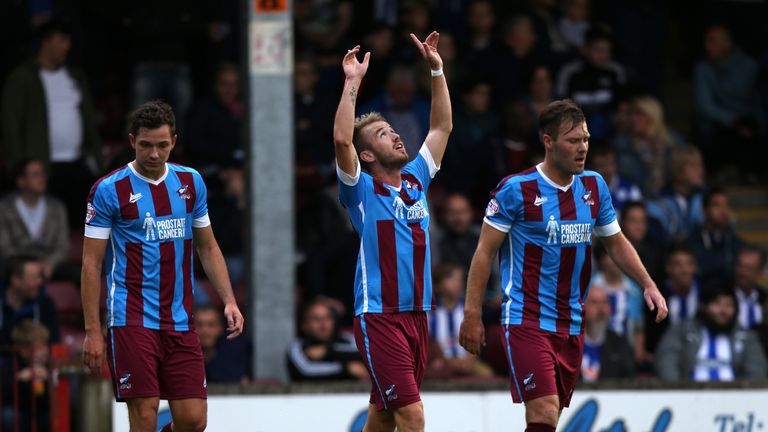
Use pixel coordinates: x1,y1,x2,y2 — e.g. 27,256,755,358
402,145,440,191
483,182,517,233
192,173,210,228
84,182,115,239
337,159,365,209
594,175,620,237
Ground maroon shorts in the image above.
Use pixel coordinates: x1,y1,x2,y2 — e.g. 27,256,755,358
501,324,584,409
107,326,207,402
353,312,428,411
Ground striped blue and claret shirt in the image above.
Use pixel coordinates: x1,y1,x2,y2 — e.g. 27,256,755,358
484,164,620,336
84,163,209,331
338,145,439,316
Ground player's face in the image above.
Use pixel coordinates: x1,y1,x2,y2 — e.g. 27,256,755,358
546,121,589,176
129,125,177,177
361,121,409,169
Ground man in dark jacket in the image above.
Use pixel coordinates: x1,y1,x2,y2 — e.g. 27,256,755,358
286,299,368,382
581,284,635,382
688,188,743,285
0,20,100,228
656,286,767,381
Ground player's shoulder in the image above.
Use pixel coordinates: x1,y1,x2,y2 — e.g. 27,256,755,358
88,165,131,198
491,166,539,197
577,170,608,187
168,162,202,178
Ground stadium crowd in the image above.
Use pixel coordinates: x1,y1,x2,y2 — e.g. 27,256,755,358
0,1,767,427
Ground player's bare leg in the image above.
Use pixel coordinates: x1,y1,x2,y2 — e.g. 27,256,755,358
126,397,160,432
166,398,207,432
363,404,396,432
524,395,560,430
393,401,425,432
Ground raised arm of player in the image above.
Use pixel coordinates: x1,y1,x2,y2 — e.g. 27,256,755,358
194,225,244,339
81,236,108,370
600,231,668,322
410,31,452,166
459,223,507,355
333,45,370,177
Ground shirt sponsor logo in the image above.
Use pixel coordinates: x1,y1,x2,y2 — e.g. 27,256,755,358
143,213,187,241
546,215,592,245
393,197,429,221
85,202,96,224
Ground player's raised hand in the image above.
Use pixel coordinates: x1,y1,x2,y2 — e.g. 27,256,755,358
224,302,245,339
459,315,486,356
342,45,370,80
82,330,105,371
644,284,669,323
410,31,443,71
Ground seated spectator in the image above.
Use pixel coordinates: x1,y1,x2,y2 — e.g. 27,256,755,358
591,243,649,365
194,305,251,384
656,286,767,381
646,146,706,245
426,263,493,378
1,320,51,432
733,246,767,330
359,64,430,158
581,285,635,382
185,63,243,177
695,24,763,174
612,96,682,195
646,245,699,354
286,299,367,382
556,26,626,139
0,255,60,346
620,202,664,283
588,143,642,213
688,188,744,285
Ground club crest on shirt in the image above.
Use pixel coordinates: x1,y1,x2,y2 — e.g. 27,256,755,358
486,198,500,217
582,190,594,206
85,202,96,224
403,179,419,191
177,184,192,200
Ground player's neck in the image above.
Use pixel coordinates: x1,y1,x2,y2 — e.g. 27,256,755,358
131,160,167,181
370,167,401,188
539,161,573,187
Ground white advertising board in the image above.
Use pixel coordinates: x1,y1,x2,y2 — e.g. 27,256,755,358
114,389,768,431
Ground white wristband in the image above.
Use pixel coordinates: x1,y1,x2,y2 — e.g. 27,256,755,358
431,68,443,77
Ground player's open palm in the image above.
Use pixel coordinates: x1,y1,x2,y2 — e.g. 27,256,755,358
342,45,370,80
410,31,443,70
459,316,485,356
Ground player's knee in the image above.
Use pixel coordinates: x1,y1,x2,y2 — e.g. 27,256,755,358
394,402,425,431
525,396,560,425
129,405,159,430
172,412,207,432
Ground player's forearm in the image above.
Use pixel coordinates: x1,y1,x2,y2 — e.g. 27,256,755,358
429,73,452,135
333,77,362,172
81,263,103,333
465,249,493,318
604,234,654,290
198,244,237,305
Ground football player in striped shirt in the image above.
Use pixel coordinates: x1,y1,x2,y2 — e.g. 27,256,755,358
334,31,452,432
81,101,244,432
460,100,668,432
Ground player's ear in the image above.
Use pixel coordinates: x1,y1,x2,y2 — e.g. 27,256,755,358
128,133,137,149
171,134,178,149
542,133,553,151
359,150,376,164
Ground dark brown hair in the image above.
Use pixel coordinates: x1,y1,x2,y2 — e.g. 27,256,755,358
538,99,585,142
128,100,176,136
